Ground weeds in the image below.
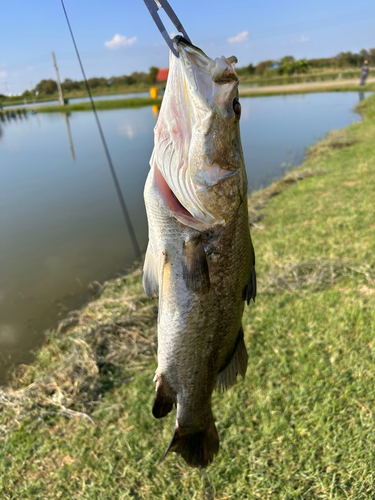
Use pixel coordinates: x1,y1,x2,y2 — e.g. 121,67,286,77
0,270,157,439
260,258,375,295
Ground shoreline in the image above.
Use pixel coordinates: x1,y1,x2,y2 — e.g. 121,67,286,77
1,94,375,497
2,80,374,114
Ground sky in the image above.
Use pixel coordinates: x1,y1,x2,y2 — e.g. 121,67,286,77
1,0,375,95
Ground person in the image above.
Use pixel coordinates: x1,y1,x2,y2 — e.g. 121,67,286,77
360,60,369,87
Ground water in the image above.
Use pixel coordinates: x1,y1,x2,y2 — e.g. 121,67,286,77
0,91,369,382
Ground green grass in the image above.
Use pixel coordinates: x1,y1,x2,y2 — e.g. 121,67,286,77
1,85,152,107
35,97,162,113
1,95,375,499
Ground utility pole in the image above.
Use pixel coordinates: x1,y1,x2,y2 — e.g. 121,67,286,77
51,51,65,105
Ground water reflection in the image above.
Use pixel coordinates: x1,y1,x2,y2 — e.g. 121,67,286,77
62,113,75,160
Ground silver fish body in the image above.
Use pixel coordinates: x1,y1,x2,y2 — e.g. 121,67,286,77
143,37,256,468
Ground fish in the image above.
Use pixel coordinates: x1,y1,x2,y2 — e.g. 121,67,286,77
143,36,256,468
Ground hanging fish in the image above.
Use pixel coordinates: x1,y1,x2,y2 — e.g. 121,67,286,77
143,36,256,468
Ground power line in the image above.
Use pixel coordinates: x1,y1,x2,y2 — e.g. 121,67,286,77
59,0,142,261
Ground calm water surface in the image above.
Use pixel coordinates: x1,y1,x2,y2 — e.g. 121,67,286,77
0,91,369,382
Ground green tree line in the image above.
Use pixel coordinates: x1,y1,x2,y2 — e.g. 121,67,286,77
237,48,375,78
19,48,375,98
22,67,159,97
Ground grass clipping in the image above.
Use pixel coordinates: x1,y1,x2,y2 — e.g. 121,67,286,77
0,270,157,438
260,259,375,295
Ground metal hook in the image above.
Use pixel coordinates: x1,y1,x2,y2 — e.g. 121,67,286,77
143,0,191,57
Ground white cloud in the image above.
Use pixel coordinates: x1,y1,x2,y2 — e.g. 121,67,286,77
104,34,137,49
0,71,7,78
290,35,309,44
228,31,248,44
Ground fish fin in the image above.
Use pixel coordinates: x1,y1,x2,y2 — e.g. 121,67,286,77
216,327,248,391
182,238,210,294
143,246,159,299
243,262,257,305
160,418,219,468
152,377,177,419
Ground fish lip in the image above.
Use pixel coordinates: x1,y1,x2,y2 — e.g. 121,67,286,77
172,36,213,68
173,35,193,48
173,35,204,54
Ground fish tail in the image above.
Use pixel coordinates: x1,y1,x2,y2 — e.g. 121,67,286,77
160,416,219,468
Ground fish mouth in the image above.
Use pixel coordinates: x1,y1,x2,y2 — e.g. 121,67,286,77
150,39,241,228
173,36,239,89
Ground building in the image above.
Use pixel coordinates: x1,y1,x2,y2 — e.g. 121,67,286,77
156,68,169,82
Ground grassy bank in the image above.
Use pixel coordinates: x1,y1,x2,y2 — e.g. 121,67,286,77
34,97,162,113
1,95,375,498
1,85,151,107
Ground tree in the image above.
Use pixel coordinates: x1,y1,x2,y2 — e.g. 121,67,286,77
255,60,274,76
35,79,58,95
148,66,159,85
294,59,310,74
280,56,295,64
61,78,82,92
246,63,255,75
359,49,369,63
278,56,296,75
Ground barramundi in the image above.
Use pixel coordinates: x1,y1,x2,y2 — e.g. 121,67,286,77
143,36,256,468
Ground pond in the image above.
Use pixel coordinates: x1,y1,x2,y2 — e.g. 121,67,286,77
0,91,370,383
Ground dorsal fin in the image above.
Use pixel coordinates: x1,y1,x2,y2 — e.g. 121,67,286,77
216,327,248,391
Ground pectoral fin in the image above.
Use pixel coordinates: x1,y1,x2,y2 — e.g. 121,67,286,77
216,327,248,391
143,246,159,299
182,238,210,294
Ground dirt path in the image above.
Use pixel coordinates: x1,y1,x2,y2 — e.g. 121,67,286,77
239,78,375,95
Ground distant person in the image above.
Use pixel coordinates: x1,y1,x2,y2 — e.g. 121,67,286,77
360,60,369,87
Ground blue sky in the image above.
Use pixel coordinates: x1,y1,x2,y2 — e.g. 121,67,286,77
1,0,375,95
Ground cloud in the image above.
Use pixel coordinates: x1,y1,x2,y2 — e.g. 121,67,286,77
0,71,7,78
290,35,309,44
228,31,248,44
104,34,137,49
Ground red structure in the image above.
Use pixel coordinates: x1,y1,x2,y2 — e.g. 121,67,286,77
156,68,169,82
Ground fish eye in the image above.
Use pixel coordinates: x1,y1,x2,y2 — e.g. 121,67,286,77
233,98,241,117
